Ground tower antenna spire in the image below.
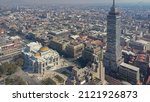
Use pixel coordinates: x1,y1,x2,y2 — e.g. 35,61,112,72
111,0,116,13
113,0,115,8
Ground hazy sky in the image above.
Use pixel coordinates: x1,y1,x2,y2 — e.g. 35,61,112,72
0,0,150,6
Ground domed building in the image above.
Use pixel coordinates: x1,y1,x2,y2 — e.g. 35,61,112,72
39,47,49,52
22,42,60,73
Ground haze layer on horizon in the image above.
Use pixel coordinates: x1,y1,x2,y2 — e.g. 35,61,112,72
0,0,150,4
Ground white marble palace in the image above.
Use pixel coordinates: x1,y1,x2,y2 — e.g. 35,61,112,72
22,42,60,74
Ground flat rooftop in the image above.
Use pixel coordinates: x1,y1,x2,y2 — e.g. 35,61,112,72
120,62,139,72
136,40,149,45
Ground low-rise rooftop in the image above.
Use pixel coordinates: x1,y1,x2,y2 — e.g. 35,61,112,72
120,62,139,72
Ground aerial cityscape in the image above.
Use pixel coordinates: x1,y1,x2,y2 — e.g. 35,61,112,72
0,0,150,85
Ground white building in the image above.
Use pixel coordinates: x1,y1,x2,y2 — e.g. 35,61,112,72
119,62,140,84
22,42,60,74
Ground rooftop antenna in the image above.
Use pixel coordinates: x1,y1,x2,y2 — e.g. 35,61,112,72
113,0,115,8
112,0,115,11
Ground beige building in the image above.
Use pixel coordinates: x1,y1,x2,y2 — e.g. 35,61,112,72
91,48,105,85
49,39,70,54
0,35,22,63
82,45,101,64
66,41,84,58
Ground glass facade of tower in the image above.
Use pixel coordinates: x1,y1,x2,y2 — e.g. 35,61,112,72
104,0,123,73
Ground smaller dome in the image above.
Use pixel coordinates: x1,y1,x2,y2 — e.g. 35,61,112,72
39,47,49,52
34,52,41,57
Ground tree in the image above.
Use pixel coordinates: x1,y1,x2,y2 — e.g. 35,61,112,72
0,66,5,77
42,78,56,85
5,76,26,85
0,62,18,76
15,58,24,67
54,75,64,83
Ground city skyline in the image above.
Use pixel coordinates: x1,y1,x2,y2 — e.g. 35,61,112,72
0,0,150,85
0,0,150,6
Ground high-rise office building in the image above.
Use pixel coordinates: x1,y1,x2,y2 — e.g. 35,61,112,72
104,0,123,73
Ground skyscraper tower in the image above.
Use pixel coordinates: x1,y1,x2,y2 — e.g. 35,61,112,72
104,0,123,73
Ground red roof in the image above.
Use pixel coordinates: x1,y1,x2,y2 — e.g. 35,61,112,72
136,53,147,62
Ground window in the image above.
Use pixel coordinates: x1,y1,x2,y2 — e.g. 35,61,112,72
53,58,55,62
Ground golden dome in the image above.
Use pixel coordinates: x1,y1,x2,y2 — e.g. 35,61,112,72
39,47,49,52
34,52,41,57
